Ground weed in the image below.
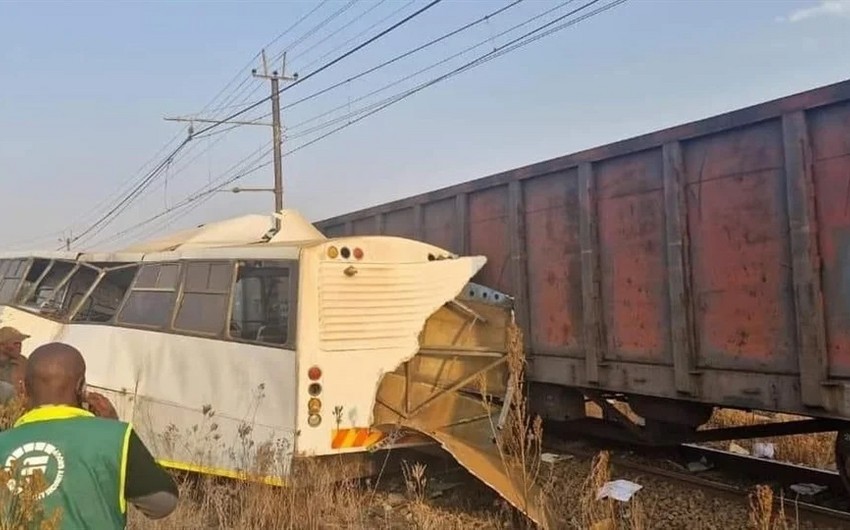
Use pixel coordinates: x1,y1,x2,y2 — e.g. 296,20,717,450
748,484,792,530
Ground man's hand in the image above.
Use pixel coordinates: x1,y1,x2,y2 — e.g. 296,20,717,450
85,391,119,420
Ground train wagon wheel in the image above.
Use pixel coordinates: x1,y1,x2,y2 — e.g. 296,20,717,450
836,429,850,495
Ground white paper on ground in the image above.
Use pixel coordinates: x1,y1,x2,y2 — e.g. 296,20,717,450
752,442,775,459
790,483,828,496
540,453,572,464
596,479,643,502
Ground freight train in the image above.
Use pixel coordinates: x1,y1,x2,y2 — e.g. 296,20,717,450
316,78,850,492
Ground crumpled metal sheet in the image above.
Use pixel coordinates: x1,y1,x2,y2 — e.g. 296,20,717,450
374,369,550,528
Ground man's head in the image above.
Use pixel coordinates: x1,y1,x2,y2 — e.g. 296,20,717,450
0,326,29,359
23,342,86,408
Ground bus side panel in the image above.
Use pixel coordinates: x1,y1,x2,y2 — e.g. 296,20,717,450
58,325,299,478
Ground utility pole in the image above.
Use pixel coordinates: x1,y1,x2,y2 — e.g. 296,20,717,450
164,48,297,230
252,50,297,229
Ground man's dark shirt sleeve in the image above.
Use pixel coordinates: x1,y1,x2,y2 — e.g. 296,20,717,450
123,428,179,518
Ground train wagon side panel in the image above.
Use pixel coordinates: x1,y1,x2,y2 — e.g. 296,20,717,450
319,78,850,418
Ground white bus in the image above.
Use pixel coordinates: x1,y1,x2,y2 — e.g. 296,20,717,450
0,210,543,525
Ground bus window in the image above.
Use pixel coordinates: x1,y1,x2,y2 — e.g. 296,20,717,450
72,265,138,323
229,262,292,346
116,263,181,328
0,259,29,304
173,261,233,336
21,261,76,309
14,259,51,305
39,264,100,318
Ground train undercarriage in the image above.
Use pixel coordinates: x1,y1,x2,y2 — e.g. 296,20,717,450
531,382,850,496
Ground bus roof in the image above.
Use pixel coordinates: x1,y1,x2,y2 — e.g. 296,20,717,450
0,209,326,263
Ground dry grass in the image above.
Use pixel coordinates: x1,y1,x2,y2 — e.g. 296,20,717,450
0,398,62,530
703,409,835,469
749,484,792,530
0,461,63,530
587,399,835,470
489,320,548,526
1,353,830,529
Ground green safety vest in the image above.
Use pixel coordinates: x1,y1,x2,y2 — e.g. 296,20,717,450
0,405,132,530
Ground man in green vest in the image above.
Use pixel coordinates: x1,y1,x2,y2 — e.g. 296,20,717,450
0,342,179,528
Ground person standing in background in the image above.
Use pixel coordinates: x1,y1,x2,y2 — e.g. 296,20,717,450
0,326,29,406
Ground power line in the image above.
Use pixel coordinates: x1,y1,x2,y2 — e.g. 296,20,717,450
296,0,417,73
89,152,274,250
280,0,525,113
94,0,442,240
192,0,445,139
285,0,574,136
273,0,359,62
68,137,192,247
285,0,627,157
90,0,625,249
182,1,330,120
61,2,333,248
197,0,527,139
284,0,390,68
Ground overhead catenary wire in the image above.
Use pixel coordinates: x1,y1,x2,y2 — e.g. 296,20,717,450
183,0,331,119
283,0,390,69
94,0,626,249
285,0,576,137
284,0,627,157
204,0,527,138
86,144,275,249
272,0,359,63
50,2,333,250
295,0,417,73
279,0,526,113
69,0,444,250
190,0,445,139
91,156,274,250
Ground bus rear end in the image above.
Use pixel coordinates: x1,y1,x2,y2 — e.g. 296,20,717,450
294,236,547,527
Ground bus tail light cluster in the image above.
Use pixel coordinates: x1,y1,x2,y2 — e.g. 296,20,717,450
307,365,322,427
327,246,364,260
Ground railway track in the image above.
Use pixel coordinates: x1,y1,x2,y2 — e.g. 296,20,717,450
545,437,850,529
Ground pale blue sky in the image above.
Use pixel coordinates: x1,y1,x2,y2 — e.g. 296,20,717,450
1,0,849,250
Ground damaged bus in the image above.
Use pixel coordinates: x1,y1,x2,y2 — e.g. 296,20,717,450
0,210,546,526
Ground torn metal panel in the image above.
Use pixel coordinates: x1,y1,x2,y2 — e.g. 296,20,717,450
371,296,550,528
373,377,550,528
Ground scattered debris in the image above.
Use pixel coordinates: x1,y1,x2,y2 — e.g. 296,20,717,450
728,442,749,455
752,442,775,459
428,481,463,499
790,483,828,496
687,456,713,472
596,479,643,502
541,452,573,464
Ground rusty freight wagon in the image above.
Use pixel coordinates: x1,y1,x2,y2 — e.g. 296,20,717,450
317,77,850,491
